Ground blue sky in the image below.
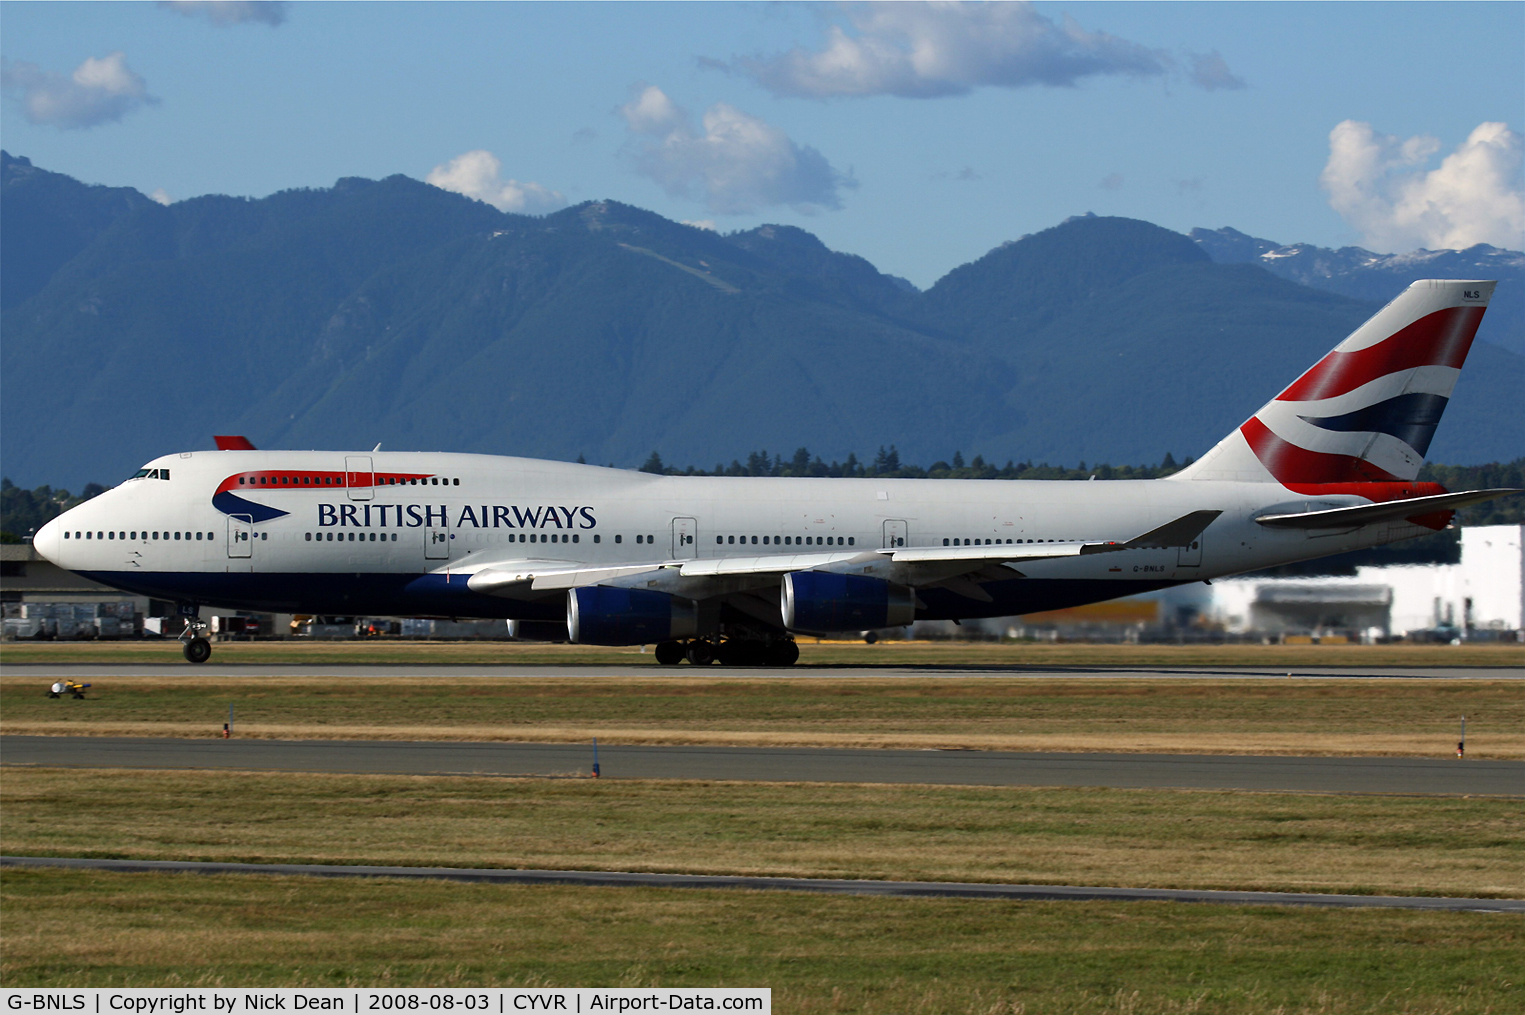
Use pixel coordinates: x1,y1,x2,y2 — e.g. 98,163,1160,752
2,1,1521,287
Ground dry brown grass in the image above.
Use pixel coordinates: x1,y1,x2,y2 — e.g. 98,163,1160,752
4,767,1521,897
4,674,1522,756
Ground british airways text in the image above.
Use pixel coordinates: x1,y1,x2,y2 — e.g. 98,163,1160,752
315,505,597,530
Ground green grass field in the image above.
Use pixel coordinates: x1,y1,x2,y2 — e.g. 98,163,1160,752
5,672,1522,756
4,642,1520,1000
3,867,1521,1013
5,768,1520,897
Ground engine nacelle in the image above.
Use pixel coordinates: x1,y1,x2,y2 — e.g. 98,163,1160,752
507,619,568,642
781,571,916,632
567,586,699,646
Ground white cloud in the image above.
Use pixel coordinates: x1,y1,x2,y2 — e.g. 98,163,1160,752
1,52,157,129
1321,120,1525,252
150,188,173,206
158,1,286,26
682,219,718,231
425,150,568,214
619,85,853,215
724,1,1177,99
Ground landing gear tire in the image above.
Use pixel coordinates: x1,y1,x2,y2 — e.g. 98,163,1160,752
654,641,685,666
766,640,800,667
183,637,212,664
685,640,715,666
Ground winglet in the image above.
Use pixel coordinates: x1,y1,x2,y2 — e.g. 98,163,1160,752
214,435,257,451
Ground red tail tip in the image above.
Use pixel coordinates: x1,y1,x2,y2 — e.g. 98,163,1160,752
214,435,257,451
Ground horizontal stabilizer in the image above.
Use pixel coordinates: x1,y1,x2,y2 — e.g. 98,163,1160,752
1254,489,1520,529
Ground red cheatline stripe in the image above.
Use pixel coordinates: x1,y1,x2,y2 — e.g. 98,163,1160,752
1276,306,1483,402
214,471,432,495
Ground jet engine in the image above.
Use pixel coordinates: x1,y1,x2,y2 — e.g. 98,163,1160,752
781,571,916,632
567,586,699,646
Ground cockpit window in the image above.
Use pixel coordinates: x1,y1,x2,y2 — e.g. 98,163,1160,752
132,469,151,480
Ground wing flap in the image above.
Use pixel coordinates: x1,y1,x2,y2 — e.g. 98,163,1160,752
679,551,866,577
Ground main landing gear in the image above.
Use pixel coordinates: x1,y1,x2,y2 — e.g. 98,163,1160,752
654,638,799,667
180,616,212,664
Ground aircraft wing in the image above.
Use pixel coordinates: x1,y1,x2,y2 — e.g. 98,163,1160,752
1253,490,1519,529
458,511,1222,599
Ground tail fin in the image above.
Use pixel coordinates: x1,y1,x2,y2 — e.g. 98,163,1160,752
1175,279,1494,487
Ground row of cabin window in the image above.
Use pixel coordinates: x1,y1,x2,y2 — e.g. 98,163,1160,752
64,530,215,541
237,475,461,487
308,532,399,542
302,532,590,544
942,538,1070,545
716,535,855,547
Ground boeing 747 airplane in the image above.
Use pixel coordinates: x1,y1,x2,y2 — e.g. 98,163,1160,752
32,279,1518,664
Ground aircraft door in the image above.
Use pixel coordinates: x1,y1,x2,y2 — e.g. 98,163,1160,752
227,514,254,558
345,456,374,501
882,519,908,549
1177,537,1203,568
424,516,450,559
671,516,698,559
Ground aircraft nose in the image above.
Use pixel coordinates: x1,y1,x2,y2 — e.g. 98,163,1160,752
33,516,64,565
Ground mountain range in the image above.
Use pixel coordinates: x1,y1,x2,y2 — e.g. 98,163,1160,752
3,151,1521,493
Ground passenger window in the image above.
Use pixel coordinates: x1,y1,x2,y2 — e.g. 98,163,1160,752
636,534,643,544
750,536,757,545
573,534,579,543
305,533,312,541
615,534,622,544
594,535,600,543
453,478,460,486
727,536,734,544
848,537,854,546
174,532,180,540
391,533,397,541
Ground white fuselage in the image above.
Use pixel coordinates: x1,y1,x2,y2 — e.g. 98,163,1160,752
33,448,1422,625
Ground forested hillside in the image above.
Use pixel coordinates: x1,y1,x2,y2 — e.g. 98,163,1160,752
4,152,1521,492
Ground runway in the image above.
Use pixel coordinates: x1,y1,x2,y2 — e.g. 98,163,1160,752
6,735,1521,795
5,855,1519,913
3,663,1521,680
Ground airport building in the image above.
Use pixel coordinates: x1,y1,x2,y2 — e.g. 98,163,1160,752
1206,525,1523,641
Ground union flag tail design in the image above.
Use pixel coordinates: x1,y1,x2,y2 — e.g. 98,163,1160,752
1177,280,1495,488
